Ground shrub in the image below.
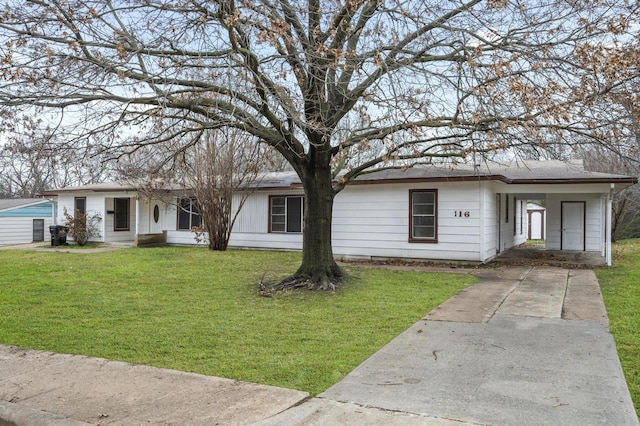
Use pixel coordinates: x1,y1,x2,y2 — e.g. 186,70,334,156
63,208,102,246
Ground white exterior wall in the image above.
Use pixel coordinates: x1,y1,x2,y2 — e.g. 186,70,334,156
165,191,306,249
494,192,528,254
137,198,168,235
545,193,603,251
481,183,498,261
166,184,488,261
331,181,484,262
160,180,613,262
0,216,54,245
165,201,197,245
56,192,138,243
56,193,106,242
104,197,136,242
164,182,484,261
138,199,150,235
230,191,305,250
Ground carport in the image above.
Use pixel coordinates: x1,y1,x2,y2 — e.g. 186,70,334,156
487,160,636,266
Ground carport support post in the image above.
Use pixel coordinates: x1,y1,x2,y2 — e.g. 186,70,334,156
606,187,613,267
135,197,140,242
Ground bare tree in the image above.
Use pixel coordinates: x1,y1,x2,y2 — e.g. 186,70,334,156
0,116,112,198
581,80,640,241
0,1,637,289
184,129,264,251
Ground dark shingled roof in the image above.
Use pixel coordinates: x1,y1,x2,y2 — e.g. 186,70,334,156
40,160,637,195
353,160,637,184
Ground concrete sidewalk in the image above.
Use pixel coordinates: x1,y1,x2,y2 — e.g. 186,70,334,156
0,266,637,425
0,347,308,425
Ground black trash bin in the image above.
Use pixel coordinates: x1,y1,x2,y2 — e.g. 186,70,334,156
49,225,68,246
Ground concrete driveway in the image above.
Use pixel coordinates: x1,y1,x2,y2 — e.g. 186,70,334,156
0,266,637,425
259,266,638,425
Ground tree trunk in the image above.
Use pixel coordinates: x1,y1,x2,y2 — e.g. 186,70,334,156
271,159,344,292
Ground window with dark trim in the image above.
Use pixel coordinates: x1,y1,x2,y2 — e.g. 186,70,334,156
409,189,438,242
505,195,509,223
270,195,304,233
177,198,201,230
74,197,86,215
114,198,130,231
74,197,86,225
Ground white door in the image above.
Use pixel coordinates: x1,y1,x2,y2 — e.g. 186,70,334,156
562,202,585,250
149,202,163,234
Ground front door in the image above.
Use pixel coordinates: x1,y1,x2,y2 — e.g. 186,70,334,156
150,203,163,234
561,202,585,250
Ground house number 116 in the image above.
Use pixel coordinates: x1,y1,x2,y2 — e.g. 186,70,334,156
455,211,470,218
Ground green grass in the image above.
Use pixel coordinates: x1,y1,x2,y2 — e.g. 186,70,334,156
0,247,475,396
37,242,105,249
596,239,640,416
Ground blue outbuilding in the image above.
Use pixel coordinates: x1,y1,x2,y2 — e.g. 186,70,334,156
0,198,54,245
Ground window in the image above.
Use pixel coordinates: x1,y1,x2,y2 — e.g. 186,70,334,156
177,198,201,230
74,197,86,225
74,197,86,216
270,195,303,233
114,198,130,231
505,195,509,223
410,189,437,242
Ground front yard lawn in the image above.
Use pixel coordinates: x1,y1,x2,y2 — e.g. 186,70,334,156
0,247,475,396
596,239,640,416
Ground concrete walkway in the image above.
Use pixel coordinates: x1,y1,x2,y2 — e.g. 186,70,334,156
0,266,637,425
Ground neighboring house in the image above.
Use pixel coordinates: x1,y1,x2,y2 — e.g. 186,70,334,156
40,160,637,266
527,202,546,240
0,198,55,245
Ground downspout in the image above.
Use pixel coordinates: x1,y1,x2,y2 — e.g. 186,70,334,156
46,198,57,225
606,184,613,267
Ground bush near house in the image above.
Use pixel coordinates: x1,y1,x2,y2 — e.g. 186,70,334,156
62,208,102,246
596,239,640,417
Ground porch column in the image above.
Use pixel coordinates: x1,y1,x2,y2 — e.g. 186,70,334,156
135,197,140,239
606,190,613,267
479,182,486,262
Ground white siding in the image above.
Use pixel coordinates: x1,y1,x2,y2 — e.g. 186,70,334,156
138,199,150,235
55,191,138,243
481,183,498,261
56,194,105,242
493,192,528,254
167,191,299,236
166,192,306,249
104,197,136,242
157,180,611,262
165,183,488,261
0,217,54,245
546,193,603,251
137,198,168,234
331,182,484,261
